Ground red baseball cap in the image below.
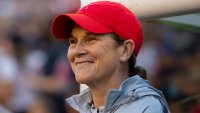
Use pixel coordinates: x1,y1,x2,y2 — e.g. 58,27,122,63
51,1,143,56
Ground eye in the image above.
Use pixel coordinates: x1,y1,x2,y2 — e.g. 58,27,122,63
69,38,77,44
85,37,97,44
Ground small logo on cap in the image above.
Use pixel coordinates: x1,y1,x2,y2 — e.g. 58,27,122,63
84,6,88,10
80,6,88,11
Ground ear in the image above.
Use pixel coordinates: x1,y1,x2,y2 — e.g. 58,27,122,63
120,39,135,62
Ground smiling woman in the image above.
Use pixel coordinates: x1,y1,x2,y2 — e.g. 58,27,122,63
68,25,128,88
51,1,170,113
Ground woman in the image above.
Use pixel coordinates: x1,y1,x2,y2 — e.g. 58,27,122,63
51,1,170,113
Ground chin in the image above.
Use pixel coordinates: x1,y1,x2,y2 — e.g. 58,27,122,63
75,75,91,84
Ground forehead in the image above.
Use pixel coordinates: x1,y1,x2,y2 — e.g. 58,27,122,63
70,25,114,39
70,25,91,37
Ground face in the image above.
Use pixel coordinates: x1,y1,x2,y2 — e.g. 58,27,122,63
67,26,123,86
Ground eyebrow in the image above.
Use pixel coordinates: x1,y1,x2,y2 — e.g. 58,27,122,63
69,31,96,39
85,31,94,35
85,32,97,37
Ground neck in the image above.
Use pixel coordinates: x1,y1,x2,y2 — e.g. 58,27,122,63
90,71,129,108
91,88,107,108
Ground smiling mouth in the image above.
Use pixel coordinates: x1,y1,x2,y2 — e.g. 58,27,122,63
76,61,94,66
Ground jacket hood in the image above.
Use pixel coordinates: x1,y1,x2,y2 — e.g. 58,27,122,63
104,75,169,112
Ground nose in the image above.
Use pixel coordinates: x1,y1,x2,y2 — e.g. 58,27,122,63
69,42,87,58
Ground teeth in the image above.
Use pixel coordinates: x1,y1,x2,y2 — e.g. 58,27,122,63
76,61,93,66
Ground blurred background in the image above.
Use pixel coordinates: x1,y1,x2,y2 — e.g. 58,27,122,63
0,0,199,113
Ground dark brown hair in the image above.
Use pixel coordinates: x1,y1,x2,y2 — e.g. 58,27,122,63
111,33,147,79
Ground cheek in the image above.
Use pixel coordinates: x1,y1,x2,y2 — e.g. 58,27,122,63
95,45,118,66
98,44,120,59
67,48,73,61
67,49,75,69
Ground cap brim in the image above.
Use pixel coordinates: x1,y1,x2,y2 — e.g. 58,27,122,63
51,13,112,39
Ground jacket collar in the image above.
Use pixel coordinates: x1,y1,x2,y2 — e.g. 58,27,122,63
66,88,93,113
104,75,149,112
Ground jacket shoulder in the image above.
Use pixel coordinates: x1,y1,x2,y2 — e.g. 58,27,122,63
138,96,167,113
115,96,168,113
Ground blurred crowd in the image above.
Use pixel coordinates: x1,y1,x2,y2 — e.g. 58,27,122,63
137,22,200,113
0,0,199,113
0,0,80,113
